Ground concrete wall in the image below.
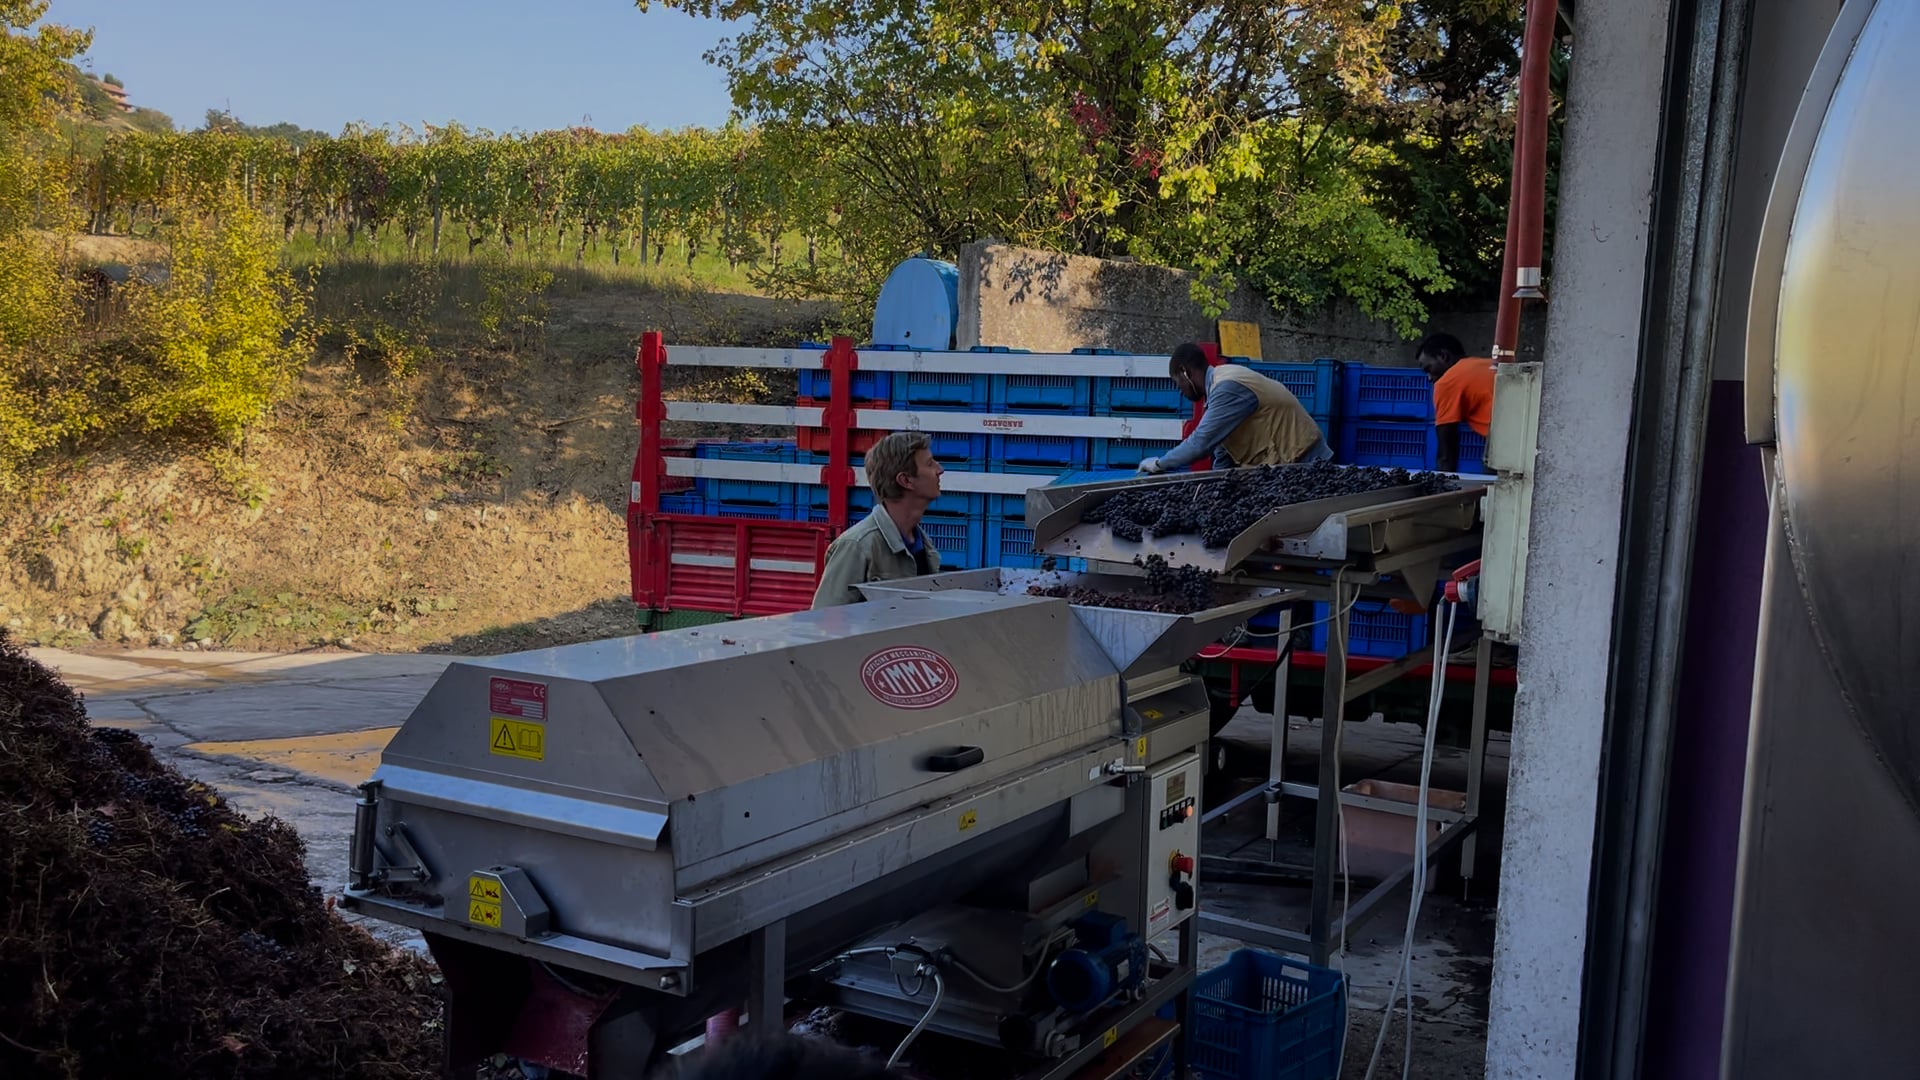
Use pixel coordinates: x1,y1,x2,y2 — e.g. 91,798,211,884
955,241,1545,365
1482,0,1673,1075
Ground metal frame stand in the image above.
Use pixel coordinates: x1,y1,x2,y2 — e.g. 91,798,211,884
1196,561,1493,966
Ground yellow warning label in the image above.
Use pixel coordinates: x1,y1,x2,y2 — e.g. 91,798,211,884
958,809,979,832
468,898,502,927
1134,736,1149,759
1141,708,1162,721
1102,1027,1119,1048
468,876,502,902
1082,890,1099,908
489,717,544,761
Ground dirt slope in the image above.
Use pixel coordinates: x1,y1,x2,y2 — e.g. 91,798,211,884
0,284,827,655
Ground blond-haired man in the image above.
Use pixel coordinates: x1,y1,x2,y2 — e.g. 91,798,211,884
811,432,946,608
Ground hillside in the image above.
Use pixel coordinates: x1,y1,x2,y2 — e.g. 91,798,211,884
0,273,831,656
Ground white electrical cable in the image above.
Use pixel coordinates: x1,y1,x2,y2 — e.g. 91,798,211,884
948,929,1072,994
1361,601,1459,1080
887,967,945,1070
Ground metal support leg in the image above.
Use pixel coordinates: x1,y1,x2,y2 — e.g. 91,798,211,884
1266,607,1292,845
1461,636,1493,887
749,920,786,1034
1308,581,1350,967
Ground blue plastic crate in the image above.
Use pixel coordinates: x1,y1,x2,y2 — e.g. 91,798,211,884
698,441,798,506
987,519,1044,568
803,510,984,572
892,371,991,410
800,483,983,521
1457,429,1488,474
990,435,1090,470
656,492,705,515
1335,420,1436,471
1093,438,1178,470
709,501,792,521
797,368,891,403
1309,599,1431,659
1095,375,1188,416
1340,362,1434,420
991,373,1092,414
1245,359,1341,417
801,428,988,468
1191,950,1346,1080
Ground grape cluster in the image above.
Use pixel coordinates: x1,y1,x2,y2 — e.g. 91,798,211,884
86,817,116,848
1023,554,1221,614
237,930,291,961
89,726,141,745
1136,554,1218,610
1085,462,1454,548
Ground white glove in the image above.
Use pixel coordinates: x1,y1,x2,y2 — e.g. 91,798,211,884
1137,457,1165,475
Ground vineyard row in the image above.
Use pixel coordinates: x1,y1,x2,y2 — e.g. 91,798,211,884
79,126,836,266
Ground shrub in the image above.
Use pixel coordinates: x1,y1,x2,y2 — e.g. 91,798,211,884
122,184,310,443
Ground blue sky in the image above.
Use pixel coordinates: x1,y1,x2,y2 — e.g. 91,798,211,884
50,0,737,134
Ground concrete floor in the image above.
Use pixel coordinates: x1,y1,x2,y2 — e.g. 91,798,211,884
32,647,1506,1077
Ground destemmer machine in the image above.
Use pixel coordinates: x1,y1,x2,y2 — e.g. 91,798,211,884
341,563,1293,1077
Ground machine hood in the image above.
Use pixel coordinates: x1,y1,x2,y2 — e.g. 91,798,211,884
377,592,1124,877
856,568,1291,680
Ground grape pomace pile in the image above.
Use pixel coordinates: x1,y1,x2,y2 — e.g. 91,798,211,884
1083,462,1455,547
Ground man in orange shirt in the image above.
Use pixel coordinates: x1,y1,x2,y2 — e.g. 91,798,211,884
1416,332,1496,472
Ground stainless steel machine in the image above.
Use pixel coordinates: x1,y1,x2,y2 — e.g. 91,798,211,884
341,566,1286,1078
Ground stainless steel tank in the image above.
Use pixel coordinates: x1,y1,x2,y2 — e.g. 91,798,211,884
1732,0,1920,1073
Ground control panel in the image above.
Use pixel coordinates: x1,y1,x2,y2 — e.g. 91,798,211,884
1145,751,1202,938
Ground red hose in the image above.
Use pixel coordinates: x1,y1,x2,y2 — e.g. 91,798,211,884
1494,0,1560,363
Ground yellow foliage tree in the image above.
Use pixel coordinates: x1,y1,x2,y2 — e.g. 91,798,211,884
0,2,91,485
124,183,310,443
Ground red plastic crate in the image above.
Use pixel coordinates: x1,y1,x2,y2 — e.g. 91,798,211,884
650,516,831,617
794,398,886,455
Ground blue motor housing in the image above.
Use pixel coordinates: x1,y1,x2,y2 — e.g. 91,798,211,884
1046,912,1147,1014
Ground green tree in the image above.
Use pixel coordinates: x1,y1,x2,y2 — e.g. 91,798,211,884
0,1,92,484
636,0,1468,328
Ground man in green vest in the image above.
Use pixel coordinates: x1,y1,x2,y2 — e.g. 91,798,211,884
1138,343,1332,474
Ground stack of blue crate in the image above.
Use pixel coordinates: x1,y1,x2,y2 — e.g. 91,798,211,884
1331,361,1437,471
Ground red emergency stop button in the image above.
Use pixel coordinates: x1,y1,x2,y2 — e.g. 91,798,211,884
1171,853,1195,875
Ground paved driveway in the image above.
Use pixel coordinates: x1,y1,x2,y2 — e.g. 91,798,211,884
30,647,465,946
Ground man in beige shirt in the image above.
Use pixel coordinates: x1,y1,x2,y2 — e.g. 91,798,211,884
1138,343,1332,474
811,432,946,608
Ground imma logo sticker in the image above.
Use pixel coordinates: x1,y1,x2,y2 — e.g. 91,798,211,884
860,646,959,709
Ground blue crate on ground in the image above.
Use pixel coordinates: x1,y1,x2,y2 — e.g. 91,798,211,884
1309,599,1431,659
1457,429,1488,474
1191,950,1347,1080
1095,375,1188,416
1244,359,1341,417
697,442,798,506
1335,420,1436,471
797,368,891,403
1093,438,1179,470
991,373,1092,414
990,434,1090,470
1340,362,1433,420
892,372,991,410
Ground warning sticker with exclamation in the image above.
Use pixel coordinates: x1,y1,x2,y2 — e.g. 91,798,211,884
488,716,545,761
